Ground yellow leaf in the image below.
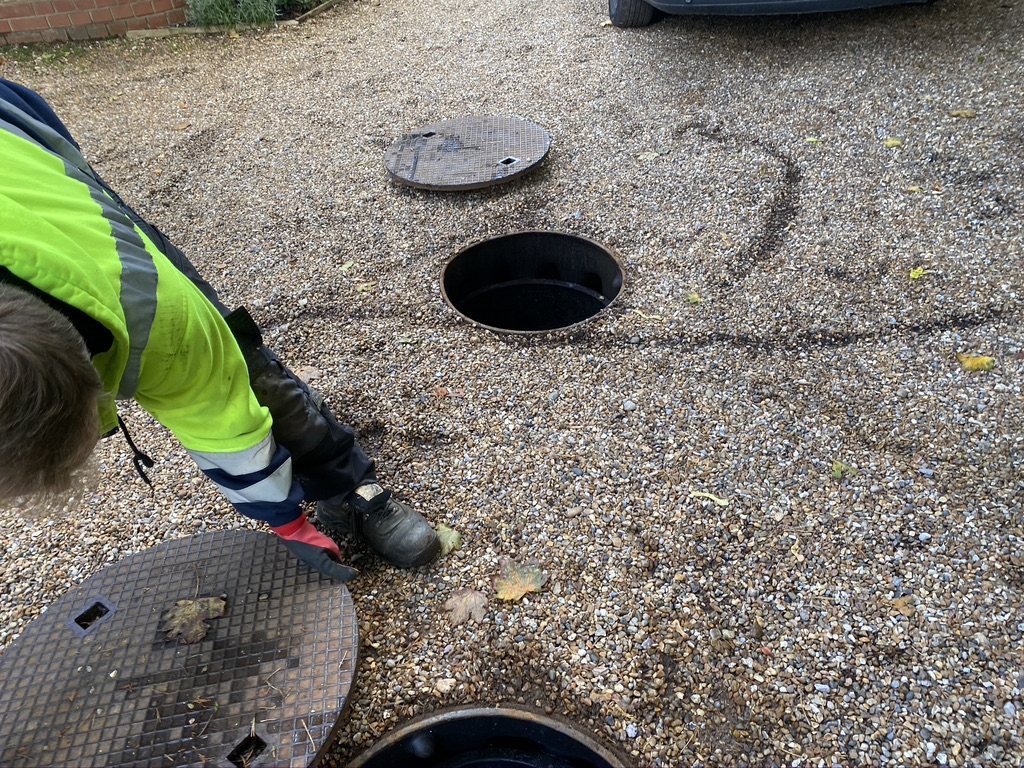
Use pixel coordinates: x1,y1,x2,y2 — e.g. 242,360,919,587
884,138,904,148
790,539,805,563
686,292,702,305
689,490,728,507
632,309,663,322
909,267,932,280
949,109,977,119
355,281,376,292
906,186,926,193
956,353,995,371
436,524,463,556
805,137,825,144
493,558,548,601
833,460,857,479
340,260,355,272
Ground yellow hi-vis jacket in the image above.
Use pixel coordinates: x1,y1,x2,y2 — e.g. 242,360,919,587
0,90,303,528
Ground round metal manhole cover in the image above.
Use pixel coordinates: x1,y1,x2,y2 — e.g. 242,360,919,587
0,530,358,768
347,704,627,768
383,116,552,190
442,230,625,334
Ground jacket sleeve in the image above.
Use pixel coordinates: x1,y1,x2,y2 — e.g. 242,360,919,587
131,258,304,529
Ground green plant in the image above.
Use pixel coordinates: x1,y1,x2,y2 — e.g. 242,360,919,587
186,0,319,25
186,0,239,26
238,0,277,24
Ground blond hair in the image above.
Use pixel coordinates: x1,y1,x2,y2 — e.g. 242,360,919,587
0,283,103,499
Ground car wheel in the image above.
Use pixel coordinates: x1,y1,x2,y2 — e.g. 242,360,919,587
608,0,655,27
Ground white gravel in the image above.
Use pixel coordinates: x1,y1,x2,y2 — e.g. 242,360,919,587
1,0,1022,764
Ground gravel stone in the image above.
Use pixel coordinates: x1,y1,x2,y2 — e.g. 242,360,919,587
1,0,1023,766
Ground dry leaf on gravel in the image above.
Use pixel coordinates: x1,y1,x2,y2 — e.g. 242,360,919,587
444,588,487,625
162,597,227,643
632,309,664,322
436,524,463,556
956,353,996,371
689,490,729,507
949,109,977,118
293,365,321,383
493,558,548,601
892,596,917,617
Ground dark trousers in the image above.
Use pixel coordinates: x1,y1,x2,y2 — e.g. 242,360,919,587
108,184,374,503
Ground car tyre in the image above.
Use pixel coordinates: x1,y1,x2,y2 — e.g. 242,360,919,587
608,0,655,26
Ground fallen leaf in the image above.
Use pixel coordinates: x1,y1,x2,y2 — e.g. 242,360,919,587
632,309,663,322
340,260,355,272
396,337,421,345
686,292,702,305
949,109,977,119
909,267,932,280
293,365,321,383
833,460,857,479
892,595,916,617
163,597,227,643
437,524,463,556
174,122,191,131
790,539,805,563
688,490,728,507
905,185,927,193
956,353,996,371
805,136,825,144
884,138,904,148
444,588,487,624
637,150,661,162
493,558,548,601
355,281,376,292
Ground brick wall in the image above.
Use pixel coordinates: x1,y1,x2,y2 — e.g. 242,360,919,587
0,0,187,46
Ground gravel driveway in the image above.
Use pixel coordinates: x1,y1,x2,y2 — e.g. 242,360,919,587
2,0,1022,764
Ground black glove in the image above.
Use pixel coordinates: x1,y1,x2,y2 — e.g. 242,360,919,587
272,518,359,583
279,538,359,583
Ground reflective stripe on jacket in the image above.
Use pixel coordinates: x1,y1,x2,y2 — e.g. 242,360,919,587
0,82,304,528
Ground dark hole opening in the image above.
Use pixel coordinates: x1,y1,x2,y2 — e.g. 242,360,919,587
443,231,623,334
228,734,267,767
75,601,110,630
498,156,519,166
421,131,437,138
348,706,624,768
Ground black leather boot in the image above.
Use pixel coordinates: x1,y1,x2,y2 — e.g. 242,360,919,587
317,483,440,569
